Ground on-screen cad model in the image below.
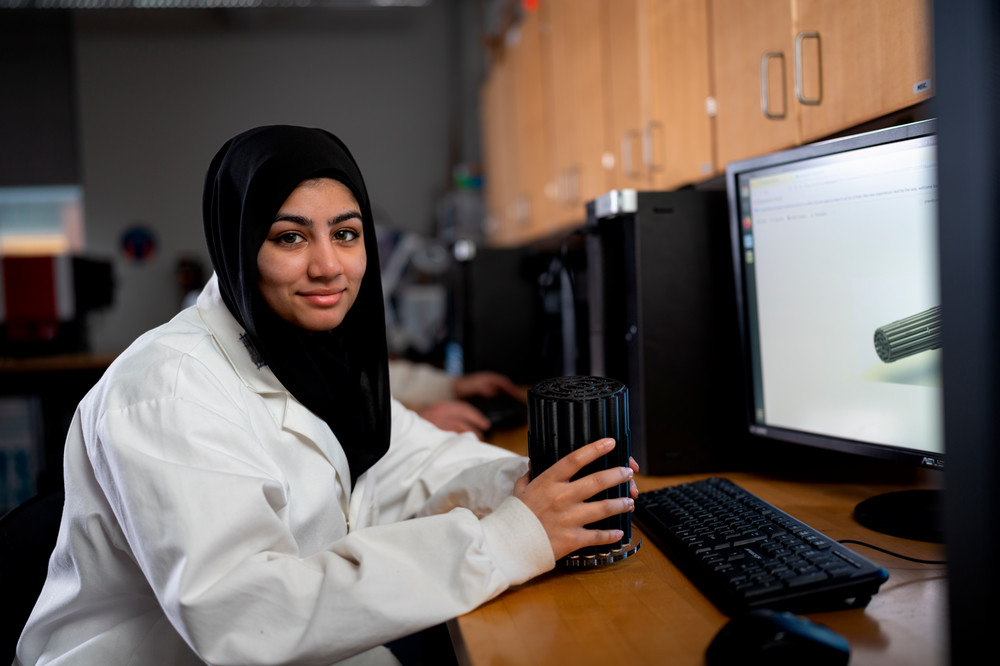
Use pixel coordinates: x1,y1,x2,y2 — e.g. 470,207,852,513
873,305,942,363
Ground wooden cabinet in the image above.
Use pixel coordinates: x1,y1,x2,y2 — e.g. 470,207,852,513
509,7,553,243
484,0,717,245
480,0,933,246
590,0,717,192
794,0,934,143
479,50,517,243
544,0,612,229
645,0,716,188
710,0,800,168
604,0,649,191
480,10,554,246
711,0,933,167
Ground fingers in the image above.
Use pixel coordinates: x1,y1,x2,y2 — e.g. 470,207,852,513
418,401,491,438
541,438,616,481
453,371,516,399
518,438,638,560
573,465,634,502
533,439,633,502
572,495,635,527
547,495,635,557
572,528,629,550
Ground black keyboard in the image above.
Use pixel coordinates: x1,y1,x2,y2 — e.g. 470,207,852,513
634,477,889,615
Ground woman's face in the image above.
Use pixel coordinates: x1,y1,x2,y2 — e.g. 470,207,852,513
257,178,367,331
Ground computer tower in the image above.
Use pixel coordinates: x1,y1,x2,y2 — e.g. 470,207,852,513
451,235,588,387
585,189,742,475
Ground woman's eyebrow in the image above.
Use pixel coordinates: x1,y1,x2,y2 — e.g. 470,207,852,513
273,210,362,226
274,213,312,226
330,210,362,226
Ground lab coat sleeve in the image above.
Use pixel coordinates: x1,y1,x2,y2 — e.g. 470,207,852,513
386,359,456,408
371,399,531,524
90,394,553,666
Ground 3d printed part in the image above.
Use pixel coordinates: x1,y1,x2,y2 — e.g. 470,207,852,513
527,376,639,567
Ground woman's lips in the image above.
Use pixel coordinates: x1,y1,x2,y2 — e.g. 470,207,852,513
300,290,343,307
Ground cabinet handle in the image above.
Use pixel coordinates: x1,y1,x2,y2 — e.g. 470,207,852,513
622,130,641,179
557,169,573,206
643,121,663,173
558,168,577,206
795,31,823,105
760,51,787,119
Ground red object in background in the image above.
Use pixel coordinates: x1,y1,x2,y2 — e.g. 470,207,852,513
523,0,539,11
1,256,73,342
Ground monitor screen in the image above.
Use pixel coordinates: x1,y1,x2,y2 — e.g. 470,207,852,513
726,120,943,540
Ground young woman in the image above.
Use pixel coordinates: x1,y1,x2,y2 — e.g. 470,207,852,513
16,126,635,666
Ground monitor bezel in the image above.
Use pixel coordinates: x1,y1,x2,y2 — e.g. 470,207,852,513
725,119,944,471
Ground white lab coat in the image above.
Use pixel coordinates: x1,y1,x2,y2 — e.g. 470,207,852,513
386,359,456,409
15,276,554,666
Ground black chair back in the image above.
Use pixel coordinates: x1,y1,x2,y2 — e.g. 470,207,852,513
0,490,64,664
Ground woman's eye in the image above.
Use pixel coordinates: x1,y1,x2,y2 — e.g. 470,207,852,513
334,228,360,242
273,232,304,246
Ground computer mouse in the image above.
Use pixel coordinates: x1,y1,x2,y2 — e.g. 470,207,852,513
705,609,850,666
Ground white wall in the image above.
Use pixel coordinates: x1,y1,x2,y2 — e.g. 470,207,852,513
73,5,473,353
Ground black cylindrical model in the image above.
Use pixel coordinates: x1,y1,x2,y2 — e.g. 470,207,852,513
874,305,942,363
527,376,639,567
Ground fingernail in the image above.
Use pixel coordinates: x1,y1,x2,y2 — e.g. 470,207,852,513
601,438,615,450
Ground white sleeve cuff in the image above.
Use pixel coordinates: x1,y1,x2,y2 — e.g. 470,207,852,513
479,496,555,586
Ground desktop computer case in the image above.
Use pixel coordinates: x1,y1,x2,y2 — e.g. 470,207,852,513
585,189,741,475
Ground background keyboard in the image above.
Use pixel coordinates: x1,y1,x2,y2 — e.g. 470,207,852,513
634,477,889,615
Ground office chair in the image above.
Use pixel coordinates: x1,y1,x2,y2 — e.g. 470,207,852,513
0,490,64,663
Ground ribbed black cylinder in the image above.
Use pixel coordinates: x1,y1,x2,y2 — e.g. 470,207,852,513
527,376,637,567
874,305,942,362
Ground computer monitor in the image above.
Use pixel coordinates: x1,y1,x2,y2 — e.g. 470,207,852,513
726,119,942,542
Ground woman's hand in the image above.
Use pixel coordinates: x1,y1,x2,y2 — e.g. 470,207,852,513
627,456,640,499
452,371,523,401
418,401,492,439
513,438,636,561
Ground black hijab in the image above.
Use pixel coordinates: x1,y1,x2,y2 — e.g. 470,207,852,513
202,125,390,485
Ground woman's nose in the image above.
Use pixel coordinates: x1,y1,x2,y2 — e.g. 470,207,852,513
308,241,342,278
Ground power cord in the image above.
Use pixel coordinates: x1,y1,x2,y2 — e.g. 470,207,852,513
838,539,947,565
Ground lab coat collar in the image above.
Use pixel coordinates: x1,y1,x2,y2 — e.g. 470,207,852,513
194,274,354,495
196,274,282,395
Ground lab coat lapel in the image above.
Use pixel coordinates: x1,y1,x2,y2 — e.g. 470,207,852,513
279,395,353,495
196,274,354,494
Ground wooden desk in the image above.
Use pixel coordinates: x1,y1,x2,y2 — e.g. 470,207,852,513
449,430,948,665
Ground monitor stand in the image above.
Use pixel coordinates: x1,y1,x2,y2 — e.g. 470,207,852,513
854,489,945,543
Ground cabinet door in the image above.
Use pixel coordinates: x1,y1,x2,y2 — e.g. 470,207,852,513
546,0,611,226
710,0,798,168
646,0,716,188
876,0,934,113
794,0,934,143
604,0,650,191
480,52,518,243
510,8,554,242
